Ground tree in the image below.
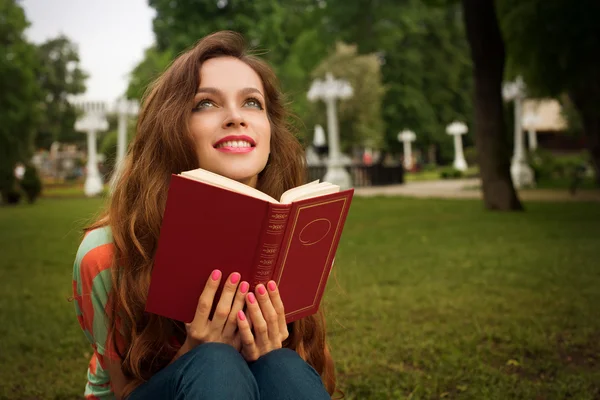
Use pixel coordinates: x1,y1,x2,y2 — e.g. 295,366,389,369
131,0,331,139
35,35,88,149
497,0,600,186
323,0,473,162
126,46,173,100
461,0,522,210
0,0,41,203
311,42,385,151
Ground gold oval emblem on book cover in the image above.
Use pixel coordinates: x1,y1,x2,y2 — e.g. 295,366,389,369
299,218,332,246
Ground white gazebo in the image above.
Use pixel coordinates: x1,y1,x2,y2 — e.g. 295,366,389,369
74,102,109,197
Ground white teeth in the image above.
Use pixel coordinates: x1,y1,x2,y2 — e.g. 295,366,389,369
216,140,252,148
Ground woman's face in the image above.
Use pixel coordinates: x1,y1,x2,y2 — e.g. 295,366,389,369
190,56,271,188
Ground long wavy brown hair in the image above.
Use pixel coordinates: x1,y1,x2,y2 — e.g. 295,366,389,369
86,31,338,397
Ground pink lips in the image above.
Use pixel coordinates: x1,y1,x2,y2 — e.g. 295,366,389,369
213,135,256,154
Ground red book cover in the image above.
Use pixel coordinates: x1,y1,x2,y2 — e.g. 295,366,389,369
273,192,353,323
145,174,353,324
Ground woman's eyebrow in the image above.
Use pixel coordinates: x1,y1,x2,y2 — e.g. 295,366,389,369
239,87,264,97
195,87,221,95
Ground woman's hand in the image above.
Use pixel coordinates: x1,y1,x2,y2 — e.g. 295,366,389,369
236,280,289,362
180,269,249,355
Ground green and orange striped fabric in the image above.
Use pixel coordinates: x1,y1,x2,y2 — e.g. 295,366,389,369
72,227,122,400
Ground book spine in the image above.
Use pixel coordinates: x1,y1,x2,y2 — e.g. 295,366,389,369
250,204,291,287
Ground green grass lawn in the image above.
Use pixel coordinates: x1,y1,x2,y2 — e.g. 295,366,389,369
1,197,599,399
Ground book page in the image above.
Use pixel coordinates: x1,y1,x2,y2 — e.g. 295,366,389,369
280,182,340,204
278,180,320,203
180,168,279,203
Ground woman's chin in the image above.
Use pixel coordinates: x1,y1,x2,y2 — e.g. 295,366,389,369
215,168,260,186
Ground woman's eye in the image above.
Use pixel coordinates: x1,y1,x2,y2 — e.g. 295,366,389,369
193,99,215,110
244,98,263,109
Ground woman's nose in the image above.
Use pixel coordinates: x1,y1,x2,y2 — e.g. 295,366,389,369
223,109,247,128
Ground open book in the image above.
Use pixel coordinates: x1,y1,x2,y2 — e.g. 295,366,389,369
145,168,354,324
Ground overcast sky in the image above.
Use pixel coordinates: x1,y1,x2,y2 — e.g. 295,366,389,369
21,0,156,103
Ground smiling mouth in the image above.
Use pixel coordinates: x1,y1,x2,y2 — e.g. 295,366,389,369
213,136,256,153
215,140,254,149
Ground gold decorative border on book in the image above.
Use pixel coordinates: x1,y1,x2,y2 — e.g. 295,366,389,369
276,197,348,316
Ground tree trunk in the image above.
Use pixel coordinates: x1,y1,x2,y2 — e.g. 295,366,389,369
461,0,523,210
569,83,600,187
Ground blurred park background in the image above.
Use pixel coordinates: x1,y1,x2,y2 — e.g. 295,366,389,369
1,0,599,399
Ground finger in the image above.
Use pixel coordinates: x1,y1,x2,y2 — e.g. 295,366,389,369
193,269,222,322
246,292,268,348
237,310,258,360
255,284,280,343
223,280,249,339
267,280,289,341
212,272,241,328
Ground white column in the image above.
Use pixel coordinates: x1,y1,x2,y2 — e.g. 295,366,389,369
111,99,139,192
510,96,534,187
84,130,103,196
398,130,416,170
523,112,540,151
528,128,538,151
446,121,468,171
502,77,534,188
307,73,353,189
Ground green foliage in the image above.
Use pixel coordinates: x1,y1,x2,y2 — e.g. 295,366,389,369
34,35,88,149
130,0,473,156
498,0,600,99
20,165,42,203
530,150,591,182
439,166,464,179
559,96,585,138
126,46,173,100
311,42,385,151
324,0,473,158
463,146,478,166
0,0,41,203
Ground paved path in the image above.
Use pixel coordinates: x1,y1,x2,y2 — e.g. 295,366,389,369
354,178,600,202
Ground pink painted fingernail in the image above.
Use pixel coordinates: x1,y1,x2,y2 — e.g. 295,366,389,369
238,310,246,321
211,270,221,281
257,285,267,296
268,281,277,292
240,281,249,294
248,293,256,304
230,273,240,284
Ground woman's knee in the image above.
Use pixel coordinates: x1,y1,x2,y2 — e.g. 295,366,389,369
250,348,320,379
174,343,259,399
249,349,329,399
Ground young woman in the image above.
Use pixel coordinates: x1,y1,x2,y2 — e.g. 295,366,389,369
72,31,336,399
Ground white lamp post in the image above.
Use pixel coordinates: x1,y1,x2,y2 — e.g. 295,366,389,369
446,121,468,171
307,73,353,189
74,102,109,197
109,98,140,191
502,76,534,188
522,112,539,151
397,130,416,170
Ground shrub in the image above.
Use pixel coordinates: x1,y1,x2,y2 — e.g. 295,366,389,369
440,167,464,179
530,150,590,181
20,165,42,204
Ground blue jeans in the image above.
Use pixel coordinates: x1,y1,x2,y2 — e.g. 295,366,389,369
128,343,331,400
